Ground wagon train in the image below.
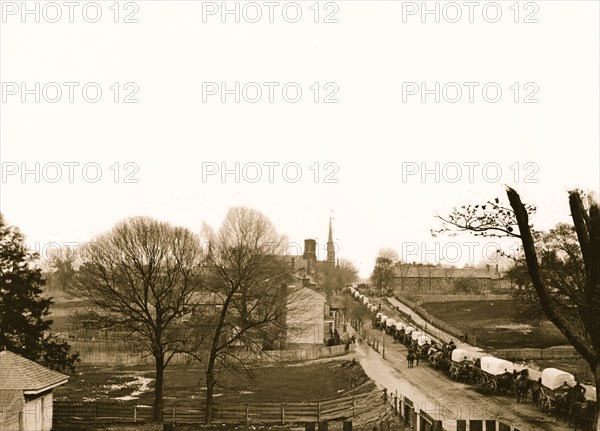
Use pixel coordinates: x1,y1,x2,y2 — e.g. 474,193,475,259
348,288,598,429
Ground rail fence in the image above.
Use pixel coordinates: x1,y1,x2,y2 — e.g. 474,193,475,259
54,394,368,425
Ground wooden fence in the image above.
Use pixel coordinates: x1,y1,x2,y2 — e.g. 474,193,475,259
489,346,580,361
414,294,512,304
385,391,526,431
54,394,367,425
68,342,354,365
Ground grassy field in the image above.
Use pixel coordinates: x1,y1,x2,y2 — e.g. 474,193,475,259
54,360,375,407
422,300,569,349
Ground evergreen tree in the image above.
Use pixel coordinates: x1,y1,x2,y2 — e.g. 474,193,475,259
0,213,79,373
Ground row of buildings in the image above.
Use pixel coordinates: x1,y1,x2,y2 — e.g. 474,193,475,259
391,262,509,293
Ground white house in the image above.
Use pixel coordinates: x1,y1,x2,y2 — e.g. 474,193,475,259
0,350,69,431
286,286,332,347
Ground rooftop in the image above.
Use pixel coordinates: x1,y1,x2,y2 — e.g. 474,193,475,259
0,350,69,393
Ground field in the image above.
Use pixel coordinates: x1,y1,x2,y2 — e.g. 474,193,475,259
52,360,399,431
53,360,375,407
421,300,569,349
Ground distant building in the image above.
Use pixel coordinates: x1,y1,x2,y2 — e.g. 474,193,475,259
393,263,506,293
0,350,69,431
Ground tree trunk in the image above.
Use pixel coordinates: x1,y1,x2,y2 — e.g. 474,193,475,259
154,354,164,422
593,363,600,431
205,367,215,424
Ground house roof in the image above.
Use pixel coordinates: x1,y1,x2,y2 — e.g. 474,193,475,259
0,351,69,393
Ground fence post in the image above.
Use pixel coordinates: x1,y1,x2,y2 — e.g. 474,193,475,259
94,402,98,422
172,406,175,424
317,403,322,423
133,405,137,423
246,403,249,424
281,403,285,425
352,397,356,416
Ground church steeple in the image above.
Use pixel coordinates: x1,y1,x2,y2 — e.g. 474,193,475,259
326,217,336,267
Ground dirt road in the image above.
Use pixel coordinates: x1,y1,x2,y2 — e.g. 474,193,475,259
349,324,571,431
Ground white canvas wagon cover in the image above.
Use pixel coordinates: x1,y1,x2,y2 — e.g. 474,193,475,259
380,315,388,324
405,325,415,334
395,322,405,331
386,319,397,327
362,297,369,305
417,335,431,346
451,348,474,363
411,331,423,340
479,356,513,375
542,368,576,390
369,304,377,312
376,312,383,319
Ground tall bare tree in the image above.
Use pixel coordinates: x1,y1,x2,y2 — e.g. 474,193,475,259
436,187,600,430
201,208,311,423
75,217,205,422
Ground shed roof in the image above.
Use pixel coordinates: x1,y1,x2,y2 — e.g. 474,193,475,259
0,351,69,393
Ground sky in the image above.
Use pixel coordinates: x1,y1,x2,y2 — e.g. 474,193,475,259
1,1,599,278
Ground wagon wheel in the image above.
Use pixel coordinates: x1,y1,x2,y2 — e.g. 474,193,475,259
486,378,497,394
541,395,552,414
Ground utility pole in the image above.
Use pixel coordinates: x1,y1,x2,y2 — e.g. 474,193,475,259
382,333,385,359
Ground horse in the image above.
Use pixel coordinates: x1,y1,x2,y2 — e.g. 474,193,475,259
407,352,415,368
531,378,543,407
571,400,596,431
515,377,532,403
514,369,531,403
554,393,570,420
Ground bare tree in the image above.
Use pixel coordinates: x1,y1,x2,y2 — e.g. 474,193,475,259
435,187,600,430
75,217,205,422
201,208,311,424
349,301,372,334
43,245,79,295
370,249,398,296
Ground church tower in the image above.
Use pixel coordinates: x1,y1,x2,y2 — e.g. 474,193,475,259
326,218,336,268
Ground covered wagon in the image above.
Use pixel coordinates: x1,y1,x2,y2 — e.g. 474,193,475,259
402,326,415,345
385,319,397,335
411,331,423,341
394,322,405,341
379,315,388,330
449,348,477,382
475,356,514,394
539,367,576,413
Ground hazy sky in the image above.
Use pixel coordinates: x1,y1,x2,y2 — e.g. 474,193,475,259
1,1,599,278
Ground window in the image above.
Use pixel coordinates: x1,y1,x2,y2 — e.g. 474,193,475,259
483,279,487,284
